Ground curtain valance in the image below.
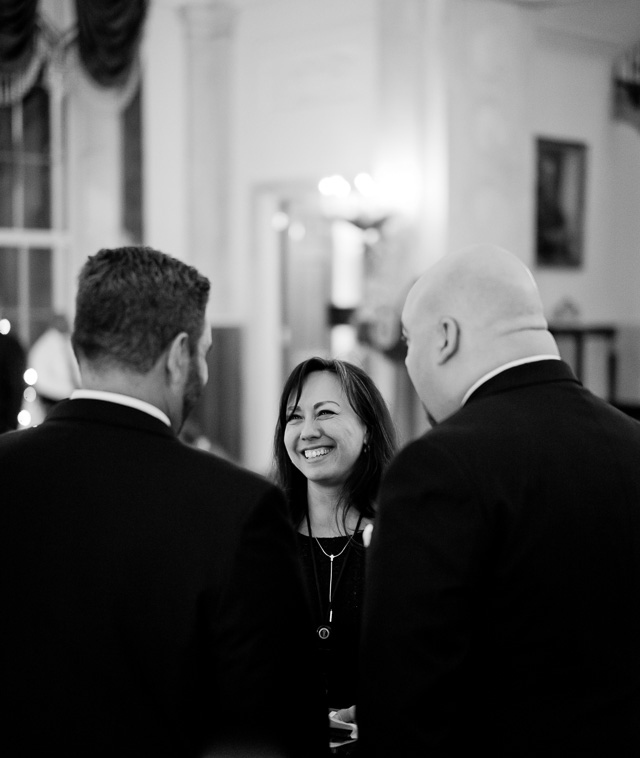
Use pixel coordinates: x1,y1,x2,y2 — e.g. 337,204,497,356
76,0,147,88
0,0,147,102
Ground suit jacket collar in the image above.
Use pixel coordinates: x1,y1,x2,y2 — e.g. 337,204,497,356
466,359,580,405
45,397,176,439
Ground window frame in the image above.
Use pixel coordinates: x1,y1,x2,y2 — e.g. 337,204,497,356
0,67,68,348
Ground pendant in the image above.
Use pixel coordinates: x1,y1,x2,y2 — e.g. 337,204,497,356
317,624,331,641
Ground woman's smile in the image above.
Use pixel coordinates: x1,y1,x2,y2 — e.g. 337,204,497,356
302,446,332,460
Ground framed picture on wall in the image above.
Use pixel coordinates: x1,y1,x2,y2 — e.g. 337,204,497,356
535,138,587,268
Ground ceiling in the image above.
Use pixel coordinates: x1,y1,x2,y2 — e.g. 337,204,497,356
233,0,640,51
503,0,640,50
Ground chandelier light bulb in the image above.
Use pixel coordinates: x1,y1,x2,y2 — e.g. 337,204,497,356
354,172,376,197
24,368,38,386
318,175,351,198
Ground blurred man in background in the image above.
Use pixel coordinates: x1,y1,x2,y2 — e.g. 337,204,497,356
0,304,26,433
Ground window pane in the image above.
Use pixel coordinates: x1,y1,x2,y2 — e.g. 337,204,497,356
24,163,51,228
0,246,19,307
123,86,143,242
0,107,12,151
23,85,49,153
30,312,55,345
0,160,15,226
28,247,52,308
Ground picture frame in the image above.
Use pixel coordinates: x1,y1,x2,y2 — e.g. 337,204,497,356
535,138,587,268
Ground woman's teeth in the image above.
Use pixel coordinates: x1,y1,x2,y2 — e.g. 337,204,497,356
304,447,330,459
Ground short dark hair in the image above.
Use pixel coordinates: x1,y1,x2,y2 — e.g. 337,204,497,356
273,357,397,529
71,246,210,373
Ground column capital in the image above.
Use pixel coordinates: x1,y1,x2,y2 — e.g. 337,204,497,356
180,1,236,40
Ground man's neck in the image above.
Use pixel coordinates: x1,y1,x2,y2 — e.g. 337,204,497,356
462,354,561,406
70,389,172,427
78,361,176,430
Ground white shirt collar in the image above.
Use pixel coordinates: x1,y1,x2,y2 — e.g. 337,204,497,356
70,389,171,427
461,355,561,406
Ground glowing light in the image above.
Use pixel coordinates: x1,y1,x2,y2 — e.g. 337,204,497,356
0,318,10,335
374,163,421,214
331,220,363,308
288,221,306,241
363,228,381,246
24,368,38,385
318,175,351,199
331,324,358,359
23,386,37,403
354,173,376,197
318,177,334,196
18,410,32,427
271,211,289,231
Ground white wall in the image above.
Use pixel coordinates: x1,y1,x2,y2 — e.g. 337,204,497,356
446,0,533,261
612,121,640,401
532,31,633,321
141,0,190,261
611,122,640,324
529,29,640,401
234,0,379,472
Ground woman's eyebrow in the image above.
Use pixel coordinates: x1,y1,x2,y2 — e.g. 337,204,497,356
287,399,341,413
313,400,340,409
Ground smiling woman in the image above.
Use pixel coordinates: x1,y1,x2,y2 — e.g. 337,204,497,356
272,356,396,751
284,371,368,494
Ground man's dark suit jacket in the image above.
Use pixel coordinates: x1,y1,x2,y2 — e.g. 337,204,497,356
359,360,640,757
0,330,26,432
1,399,326,758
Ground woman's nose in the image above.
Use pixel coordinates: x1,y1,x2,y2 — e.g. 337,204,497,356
300,416,321,439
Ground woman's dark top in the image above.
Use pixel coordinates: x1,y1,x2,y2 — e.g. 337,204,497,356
296,530,366,708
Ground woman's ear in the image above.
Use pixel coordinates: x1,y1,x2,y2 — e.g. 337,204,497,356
436,316,460,365
166,331,190,386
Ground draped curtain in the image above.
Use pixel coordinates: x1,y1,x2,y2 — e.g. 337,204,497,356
76,0,148,88
0,0,38,74
0,0,43,103
0,0,148,101
613,40,640,133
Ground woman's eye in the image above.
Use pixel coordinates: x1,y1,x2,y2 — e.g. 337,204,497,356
317,409,335,417
287,413,302,422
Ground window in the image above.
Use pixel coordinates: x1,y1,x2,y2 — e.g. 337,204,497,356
0,76,58,346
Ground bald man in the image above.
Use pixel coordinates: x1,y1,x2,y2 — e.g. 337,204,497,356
358,245,640,757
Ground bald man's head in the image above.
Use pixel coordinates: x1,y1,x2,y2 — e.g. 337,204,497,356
402,244,558,423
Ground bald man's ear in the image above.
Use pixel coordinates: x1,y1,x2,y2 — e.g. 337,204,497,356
166,331,190,387
436,316,460,365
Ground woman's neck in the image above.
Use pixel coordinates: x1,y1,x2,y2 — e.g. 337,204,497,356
300,483,361,537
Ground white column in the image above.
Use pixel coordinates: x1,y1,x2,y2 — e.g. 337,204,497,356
181,1,236,321
446,0,532,260
142,0,190,260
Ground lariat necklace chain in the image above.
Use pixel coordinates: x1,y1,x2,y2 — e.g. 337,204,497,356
314,536,352,560
314,536,353,621
306,511,364,633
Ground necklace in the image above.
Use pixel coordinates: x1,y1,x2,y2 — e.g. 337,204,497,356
306,510,364,644
314,536,352,626
314,536,352,559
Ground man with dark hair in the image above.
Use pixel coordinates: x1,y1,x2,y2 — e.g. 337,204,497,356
1,246,326,758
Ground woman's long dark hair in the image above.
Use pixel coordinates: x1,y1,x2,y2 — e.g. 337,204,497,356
273,357,397,530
